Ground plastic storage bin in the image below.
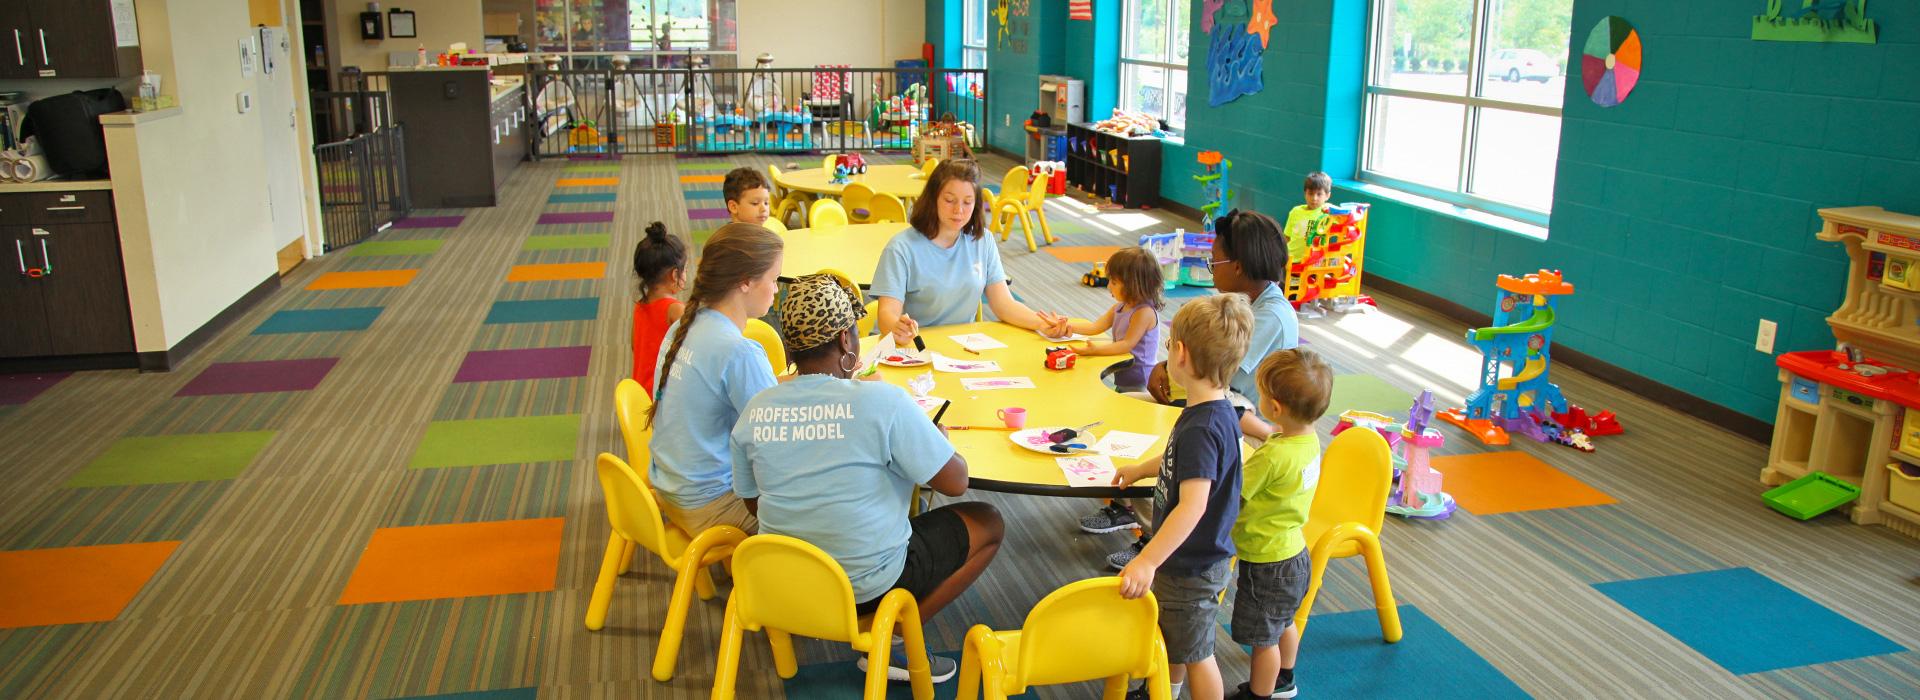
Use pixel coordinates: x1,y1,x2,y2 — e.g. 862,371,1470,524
1889,462,1920,513
1762,472,1860,520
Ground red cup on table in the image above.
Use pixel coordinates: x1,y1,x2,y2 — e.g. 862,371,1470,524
996,407,1027,430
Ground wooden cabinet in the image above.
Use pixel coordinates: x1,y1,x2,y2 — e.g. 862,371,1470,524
1065,123,1161,209
0,0,141,80
0,188,133,359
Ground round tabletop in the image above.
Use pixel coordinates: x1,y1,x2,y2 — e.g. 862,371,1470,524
866,321,1174,498
779,223,907,287
776,164,929,199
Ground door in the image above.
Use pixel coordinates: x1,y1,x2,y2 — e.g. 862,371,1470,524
35,223,133,354
257,27,309,254
0,2,32,80
26,0,117,78
0,227,52,357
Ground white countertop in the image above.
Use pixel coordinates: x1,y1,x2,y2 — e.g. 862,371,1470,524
0,179,112,193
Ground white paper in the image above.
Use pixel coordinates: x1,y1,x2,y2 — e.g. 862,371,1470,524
907,371,936,397
111,0,140,47
1057,455,1117,487
1092,430,1159,459
961,377,1035,391
1037,329,1089,342
913,395,947,413
860,334,895,375
932,352,1001,373
948,333,1008,352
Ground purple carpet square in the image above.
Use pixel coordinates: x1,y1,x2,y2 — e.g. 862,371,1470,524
568,154,616,161
0,371,71,405
537,211,615,225
175,358,340,396
393,215,465,229
452,346,592,383
687,208,730,219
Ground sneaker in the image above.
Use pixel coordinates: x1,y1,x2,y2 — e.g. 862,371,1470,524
855,640,958,683
1107,537,1146,571
1079,502,1140,534
1230,681,1299,699
1126,682,1184,699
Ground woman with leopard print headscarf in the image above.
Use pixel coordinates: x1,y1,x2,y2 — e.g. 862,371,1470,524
728,273,1004,685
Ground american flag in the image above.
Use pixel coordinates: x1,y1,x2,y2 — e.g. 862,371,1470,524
1070,0,1092,21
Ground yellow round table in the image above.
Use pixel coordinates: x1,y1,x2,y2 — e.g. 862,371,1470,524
866,321,1174,497
775,164,929,200
779,223,908,287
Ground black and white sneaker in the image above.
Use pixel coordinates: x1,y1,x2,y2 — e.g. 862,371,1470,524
1107,536,1147,571
855,640,958,683
1079,502,1140,534
1229,680,1298,699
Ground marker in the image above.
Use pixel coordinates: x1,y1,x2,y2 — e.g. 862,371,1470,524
932,400,951,424
963,347,981,355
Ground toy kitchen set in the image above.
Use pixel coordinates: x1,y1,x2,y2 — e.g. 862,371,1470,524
1764,206,1920,538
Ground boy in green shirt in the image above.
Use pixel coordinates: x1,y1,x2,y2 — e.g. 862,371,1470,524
1228,348,1334,700
1279,172,1332,265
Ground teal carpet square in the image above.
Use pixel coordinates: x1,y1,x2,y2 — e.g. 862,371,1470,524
783,650,1031,699
484,298,599,324
1594,568,1905,674
685,190,725,200
252,307,384,334
1295,605,1526,698
547,192,617,204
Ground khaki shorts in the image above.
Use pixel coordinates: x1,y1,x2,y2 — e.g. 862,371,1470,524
659,492,759,536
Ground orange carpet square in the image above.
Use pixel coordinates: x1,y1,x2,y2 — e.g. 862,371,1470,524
556,177,618,187
338,518,564,605
1432,451,1617,515
679,174,725,184
0,541,180,628
506,262,607,282
1043,245,1128,264
306,269,418,290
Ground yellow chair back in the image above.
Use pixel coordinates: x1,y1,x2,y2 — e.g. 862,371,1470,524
809,199,851,228
744,318,788,375
822,154,839,172
765,216,788,232
867,193,909,224
841,182,877,222
594,452,685,565
731,534,869,644
768,164,789,198
612,379,652,485
999,166,1031,201
818,268,878,336
1304,427,1393,559
1017,577,1161,689
920,157,940,176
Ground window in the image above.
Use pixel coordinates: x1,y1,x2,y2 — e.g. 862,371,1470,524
535,0,737,59
962,0,988,72
1362,0,1572,218
1121,0,1189,130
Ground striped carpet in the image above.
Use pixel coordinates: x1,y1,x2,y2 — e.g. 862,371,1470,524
1,150,1918,699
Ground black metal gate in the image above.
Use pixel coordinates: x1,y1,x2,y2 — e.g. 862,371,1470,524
313,121,410,252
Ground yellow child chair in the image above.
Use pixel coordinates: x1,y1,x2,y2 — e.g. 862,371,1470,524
809,198,852,228
920,157,941,177
586,452,747,681
764,217,788,233
1293,426,1403,642
841,182,878,223
744,318,788,375
988,166,1056,252
956,577,1172,700
768,164,811,228
818,268,879,336
867,193,909,224
713,534,938,700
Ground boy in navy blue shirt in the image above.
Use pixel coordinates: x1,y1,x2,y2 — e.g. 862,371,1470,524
1113,293,1256,700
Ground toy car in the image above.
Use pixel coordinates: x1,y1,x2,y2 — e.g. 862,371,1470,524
1081,262,1109,288
1044,346,1077,370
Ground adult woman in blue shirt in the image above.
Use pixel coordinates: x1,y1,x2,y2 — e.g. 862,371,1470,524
870,160,1071,343
731,273,1005,683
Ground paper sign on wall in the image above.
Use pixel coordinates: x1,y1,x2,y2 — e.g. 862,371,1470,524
111,0,140,47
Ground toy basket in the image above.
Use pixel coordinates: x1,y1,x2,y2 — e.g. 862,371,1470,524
1761,472,1860,520
1888,462,1920,513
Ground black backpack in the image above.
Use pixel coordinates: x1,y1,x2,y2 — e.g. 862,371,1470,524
20,88,127,179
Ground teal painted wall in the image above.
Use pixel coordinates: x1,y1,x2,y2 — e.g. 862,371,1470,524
928,0,1920,422
1063,0,1120,119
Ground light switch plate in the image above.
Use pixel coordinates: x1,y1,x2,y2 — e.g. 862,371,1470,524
236,90,252,113
1756,319,1777,354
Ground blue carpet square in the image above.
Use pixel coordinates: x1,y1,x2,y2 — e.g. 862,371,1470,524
1595,568,1905,674
391,689,535,700
1295,605,1526,698
684,190,724,200
784,649,1031,699
547,192,617,204
484,298,600,324
252,307,384,334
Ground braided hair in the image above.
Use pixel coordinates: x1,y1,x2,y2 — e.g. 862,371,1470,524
645,222,785,427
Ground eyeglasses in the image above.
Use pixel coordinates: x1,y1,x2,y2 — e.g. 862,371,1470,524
1207,258,1237,268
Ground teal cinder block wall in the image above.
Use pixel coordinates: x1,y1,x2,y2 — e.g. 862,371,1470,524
930,0,1920,423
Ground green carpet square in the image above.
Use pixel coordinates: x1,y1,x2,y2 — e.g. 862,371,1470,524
348,240,444,257
65,432,276,487
1325,374,1415,422
523,234,611,251
408,415,581,469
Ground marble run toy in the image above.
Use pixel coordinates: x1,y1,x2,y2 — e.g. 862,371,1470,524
1195,151,1231,235
1439,270,1578,446
1284,203,1375,314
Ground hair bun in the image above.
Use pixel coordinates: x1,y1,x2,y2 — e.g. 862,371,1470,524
645,222,668,242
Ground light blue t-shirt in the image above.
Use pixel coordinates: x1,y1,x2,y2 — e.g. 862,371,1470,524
649,309,779,509
1231,282,1302,400
729,374,954,603
869,227,1008,327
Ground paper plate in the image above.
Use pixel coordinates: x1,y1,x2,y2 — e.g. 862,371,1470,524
880,350,930,367
1009,427,1096,454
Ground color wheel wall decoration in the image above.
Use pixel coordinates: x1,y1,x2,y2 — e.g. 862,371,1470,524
1581,17,1641,108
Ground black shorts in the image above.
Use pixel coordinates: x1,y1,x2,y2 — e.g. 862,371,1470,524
855,505,972,616
1229,550,1312,647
